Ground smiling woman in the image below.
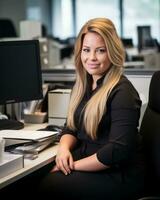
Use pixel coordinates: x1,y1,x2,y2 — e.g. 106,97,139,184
37,18,145,200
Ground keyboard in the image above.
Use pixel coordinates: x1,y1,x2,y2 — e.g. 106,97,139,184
0,119,24,130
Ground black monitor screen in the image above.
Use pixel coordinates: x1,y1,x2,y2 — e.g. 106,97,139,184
137,26,152,51
0,40,43,105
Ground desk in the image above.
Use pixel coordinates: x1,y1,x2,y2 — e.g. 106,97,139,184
0,123,58,190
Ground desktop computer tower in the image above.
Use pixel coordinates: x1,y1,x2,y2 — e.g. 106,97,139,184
48,89,71,126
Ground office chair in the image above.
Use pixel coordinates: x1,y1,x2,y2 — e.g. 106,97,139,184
137,70,160,200
0,19,17,38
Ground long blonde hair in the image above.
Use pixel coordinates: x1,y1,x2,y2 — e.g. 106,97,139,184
67,18,125,140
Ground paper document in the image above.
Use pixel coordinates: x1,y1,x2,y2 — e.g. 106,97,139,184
7,137,55,159
0,130,58,141
0,152,24,178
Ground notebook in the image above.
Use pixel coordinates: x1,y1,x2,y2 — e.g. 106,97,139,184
0,130,58,141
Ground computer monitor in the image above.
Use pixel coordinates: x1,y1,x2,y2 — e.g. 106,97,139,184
121,38,134,48
137,25,152,52
0,39,43,105
0,39,43,116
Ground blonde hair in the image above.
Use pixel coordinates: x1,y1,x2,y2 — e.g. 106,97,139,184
67,18,125,140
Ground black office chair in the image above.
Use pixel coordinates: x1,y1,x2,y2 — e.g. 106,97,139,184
137,71,160,200
0,19,17,38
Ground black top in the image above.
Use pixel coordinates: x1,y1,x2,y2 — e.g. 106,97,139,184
62,75,142,168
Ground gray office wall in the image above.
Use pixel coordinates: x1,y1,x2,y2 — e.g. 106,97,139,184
0,0,26,36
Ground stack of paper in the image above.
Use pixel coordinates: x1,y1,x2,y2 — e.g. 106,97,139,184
0,130,58,141
0,152,24,178
0,130,58,160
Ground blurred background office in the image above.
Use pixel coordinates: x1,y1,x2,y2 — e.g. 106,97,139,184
0,0,159,69
0,0,159,125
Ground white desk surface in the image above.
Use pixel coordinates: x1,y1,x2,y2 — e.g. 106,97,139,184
0,123,59,190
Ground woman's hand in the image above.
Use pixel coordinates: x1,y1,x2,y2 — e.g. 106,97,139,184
51,146,74,175
51,134,77,175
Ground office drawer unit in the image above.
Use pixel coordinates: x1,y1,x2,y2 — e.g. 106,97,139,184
48,89,71,126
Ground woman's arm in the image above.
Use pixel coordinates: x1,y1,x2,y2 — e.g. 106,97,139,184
59,134,77,151
74,153,110,172
97,81,141,167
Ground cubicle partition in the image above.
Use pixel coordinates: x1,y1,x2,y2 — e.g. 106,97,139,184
42,68,154,102
42,68,155,125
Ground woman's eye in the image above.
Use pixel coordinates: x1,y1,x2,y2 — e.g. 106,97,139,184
82,48,90,53
97,49,106,53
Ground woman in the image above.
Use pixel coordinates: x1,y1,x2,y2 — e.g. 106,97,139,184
39,18,144,200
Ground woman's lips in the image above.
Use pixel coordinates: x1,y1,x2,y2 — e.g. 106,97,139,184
87,64,99,69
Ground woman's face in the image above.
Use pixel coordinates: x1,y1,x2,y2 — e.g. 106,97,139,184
81,32,111,81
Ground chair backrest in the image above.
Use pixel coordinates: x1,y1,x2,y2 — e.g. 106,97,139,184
0,19,17,38
139,70,160,196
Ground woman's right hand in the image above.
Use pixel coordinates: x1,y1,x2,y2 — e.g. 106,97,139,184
53,146,74,175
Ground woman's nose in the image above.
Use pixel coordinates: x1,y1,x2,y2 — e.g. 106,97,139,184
89,51,97,60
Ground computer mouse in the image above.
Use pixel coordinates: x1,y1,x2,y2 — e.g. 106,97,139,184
45,125,62,132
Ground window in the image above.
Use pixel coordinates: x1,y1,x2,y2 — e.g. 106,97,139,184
76,0,120,36
27,0,160,45
52,0,74,39
123,0,160,46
